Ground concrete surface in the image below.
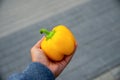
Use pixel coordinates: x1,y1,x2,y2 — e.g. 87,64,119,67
94,66,120,80
0,0,89,38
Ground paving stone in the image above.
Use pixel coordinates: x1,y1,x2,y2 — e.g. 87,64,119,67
0,0,89,38
111,66,120,80
94,72,114,80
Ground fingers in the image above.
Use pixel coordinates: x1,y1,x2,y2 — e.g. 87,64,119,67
74,41,78,50
63,42,78,64
64,55,73,63
34,36,45,48
31,36,45,56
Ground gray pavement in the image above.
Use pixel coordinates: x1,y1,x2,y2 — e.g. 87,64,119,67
0,0,89,38
0,0,120,80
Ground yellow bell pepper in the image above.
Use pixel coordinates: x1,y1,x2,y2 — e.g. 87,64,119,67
40,25,76,61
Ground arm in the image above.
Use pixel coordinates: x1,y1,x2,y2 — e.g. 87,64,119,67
8,62,55,80
8,37,77,80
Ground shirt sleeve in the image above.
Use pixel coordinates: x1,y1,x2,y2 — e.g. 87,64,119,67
8,62,55,80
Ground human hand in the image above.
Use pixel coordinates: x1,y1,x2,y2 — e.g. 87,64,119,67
31,37,77,77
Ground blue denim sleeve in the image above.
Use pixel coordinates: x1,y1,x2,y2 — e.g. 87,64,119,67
8,62,55,80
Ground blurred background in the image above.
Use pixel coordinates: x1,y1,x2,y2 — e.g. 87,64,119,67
0,0,120,80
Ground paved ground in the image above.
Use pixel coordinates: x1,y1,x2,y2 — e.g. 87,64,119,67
0,0,120,80
0,0,88,38
94,66,120,80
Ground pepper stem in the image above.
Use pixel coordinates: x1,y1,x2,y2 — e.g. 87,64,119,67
40,28,55,40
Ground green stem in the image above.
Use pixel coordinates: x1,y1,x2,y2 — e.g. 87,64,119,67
40,28,55,40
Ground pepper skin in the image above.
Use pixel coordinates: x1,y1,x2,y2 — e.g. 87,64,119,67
40,25,76,61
